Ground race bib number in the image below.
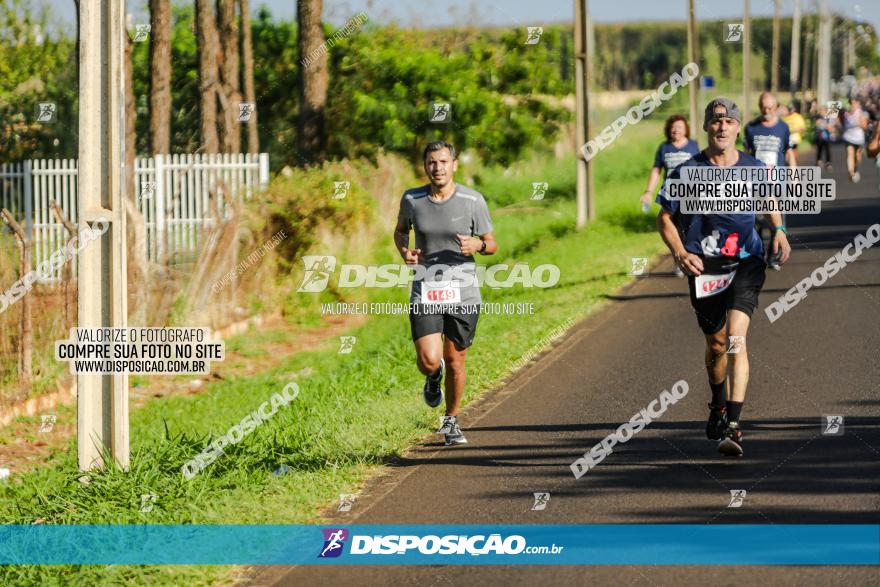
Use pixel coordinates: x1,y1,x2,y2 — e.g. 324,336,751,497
421,280,462,304
756,150,778,167
695,271,736,299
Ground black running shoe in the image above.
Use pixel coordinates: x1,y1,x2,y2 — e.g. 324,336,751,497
717,422,744,457
706,403,727,441
422,358,444,408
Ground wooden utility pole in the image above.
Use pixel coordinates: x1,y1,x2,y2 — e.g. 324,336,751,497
771,0,780,92
574,0,594,228
743,0,751,118
790,0,801,98
817,0,831,106
687,0,699,148
77,0,129,471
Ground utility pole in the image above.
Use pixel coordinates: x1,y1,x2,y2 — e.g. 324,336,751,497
817,0,831,106
687,0,699,147
586,8,595,222
802,28,813,102
743,0,751,118
849,28,857,74
790,0,801,101
845,28,855,75
574,0,594,228
77,0,130,471
771,0,780,92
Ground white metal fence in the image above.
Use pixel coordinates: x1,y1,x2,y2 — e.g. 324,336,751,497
0,153,269,282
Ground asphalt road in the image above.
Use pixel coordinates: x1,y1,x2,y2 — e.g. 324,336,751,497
249,145,880,586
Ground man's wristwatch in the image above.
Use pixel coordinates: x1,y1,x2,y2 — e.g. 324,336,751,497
479,240,487,254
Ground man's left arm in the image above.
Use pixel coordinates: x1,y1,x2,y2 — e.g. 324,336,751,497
458,197,497,256
768,210,791,265
458,231,496,256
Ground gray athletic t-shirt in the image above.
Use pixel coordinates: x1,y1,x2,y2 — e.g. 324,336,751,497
397,184,493,305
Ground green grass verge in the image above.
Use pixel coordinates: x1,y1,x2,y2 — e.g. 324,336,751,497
0,120,671,586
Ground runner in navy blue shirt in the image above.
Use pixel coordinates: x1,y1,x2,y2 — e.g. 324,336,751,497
642,115,700,277
744,92,791,269
656,97,791,459
640,114,701,210
744,92,791,169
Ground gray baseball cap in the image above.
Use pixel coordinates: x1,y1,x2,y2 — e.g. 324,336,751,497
703,97,742,127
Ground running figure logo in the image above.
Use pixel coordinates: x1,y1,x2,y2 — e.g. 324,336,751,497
725,24,744,42
822,415,844,436
238,103,256,122
297,256,337,292
139,492,157,513
35,102,57,123
337,494,357,512
727,489,746,508
630,257,648,276
530,182,548,200
39,414,56,433
332,181,350,200
140,181,156,202
727,336,744,354
430,103,451,123
525,27,544,45
132,24,151,42
531,492,550,510
825,101,842,119
318,528,349,558
338,336,356,354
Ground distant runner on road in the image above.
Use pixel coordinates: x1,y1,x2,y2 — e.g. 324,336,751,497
656,97,792,457
641,114,700,277
744,91,791,271
394,141,497,446
782,102,807,167
842,98,869,184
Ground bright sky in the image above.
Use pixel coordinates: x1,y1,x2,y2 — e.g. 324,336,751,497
35,0,880,41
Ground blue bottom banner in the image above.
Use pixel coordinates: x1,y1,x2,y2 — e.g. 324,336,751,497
0,524,877,565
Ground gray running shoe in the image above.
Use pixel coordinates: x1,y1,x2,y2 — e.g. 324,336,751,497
444,420,468,446
437,415,457,435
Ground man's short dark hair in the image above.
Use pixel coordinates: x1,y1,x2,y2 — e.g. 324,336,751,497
423,141,457,161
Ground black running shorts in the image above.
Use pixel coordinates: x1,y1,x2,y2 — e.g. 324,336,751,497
409,304,480,349
687,256,767,334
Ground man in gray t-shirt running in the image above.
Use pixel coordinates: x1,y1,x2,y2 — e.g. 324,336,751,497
394,141,497,446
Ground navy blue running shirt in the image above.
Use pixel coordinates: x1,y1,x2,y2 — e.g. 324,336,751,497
656,150,765,259
744,119,790,168
654,139,700,177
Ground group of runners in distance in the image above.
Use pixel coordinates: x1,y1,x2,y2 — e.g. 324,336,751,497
395,92,805,457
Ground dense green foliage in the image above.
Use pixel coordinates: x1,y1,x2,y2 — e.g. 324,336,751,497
0,0,77,159
2,3,879,166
